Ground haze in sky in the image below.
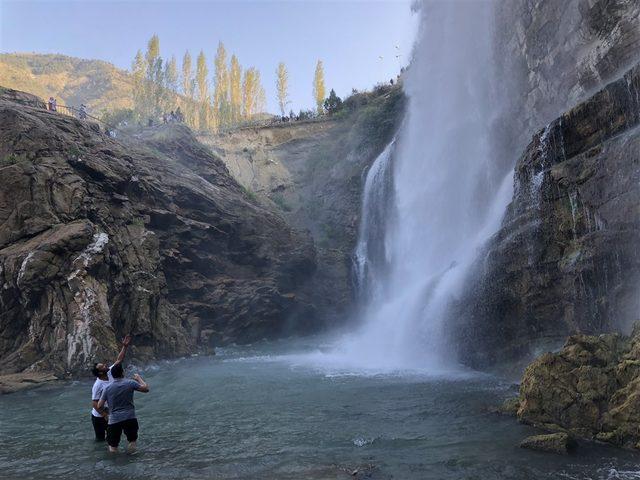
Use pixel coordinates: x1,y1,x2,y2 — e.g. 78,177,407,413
0,0,418,113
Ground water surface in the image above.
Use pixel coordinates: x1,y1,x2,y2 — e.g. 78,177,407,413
2,339,639,480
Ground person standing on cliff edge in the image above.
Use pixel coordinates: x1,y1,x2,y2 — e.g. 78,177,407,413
89,334,132,442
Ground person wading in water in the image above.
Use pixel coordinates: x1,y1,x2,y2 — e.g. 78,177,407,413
97,363,150,453
90,335,132,442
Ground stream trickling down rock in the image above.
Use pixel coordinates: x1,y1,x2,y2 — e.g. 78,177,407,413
2,341,640,480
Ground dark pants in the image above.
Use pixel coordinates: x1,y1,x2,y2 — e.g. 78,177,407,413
91,415,108,441
107,418,139,448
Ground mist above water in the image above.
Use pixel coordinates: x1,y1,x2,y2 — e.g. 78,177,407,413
305,0,513,374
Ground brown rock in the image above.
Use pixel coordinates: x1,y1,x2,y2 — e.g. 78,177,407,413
515,326,640,449
520,433,576,455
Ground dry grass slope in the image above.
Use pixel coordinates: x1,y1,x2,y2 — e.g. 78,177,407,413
0,53,133,113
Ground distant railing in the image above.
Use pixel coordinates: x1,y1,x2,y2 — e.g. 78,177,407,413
216,114,332,135
50,104,107,128
40,102,128,138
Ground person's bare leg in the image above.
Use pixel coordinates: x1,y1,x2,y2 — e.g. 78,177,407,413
108,446,118,453
127,441,137,453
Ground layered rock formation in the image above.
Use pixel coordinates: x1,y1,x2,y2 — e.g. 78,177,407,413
0,88,315,376
198,85,405,324
450,0,640,368
513,326,640,450
493,0,640,172
455,62,640,367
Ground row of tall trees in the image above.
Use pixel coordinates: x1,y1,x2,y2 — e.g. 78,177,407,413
131,35,329,131
132,36,267,131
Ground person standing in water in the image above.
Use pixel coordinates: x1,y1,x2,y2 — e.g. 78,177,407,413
97,363,150,453
90,335,132,441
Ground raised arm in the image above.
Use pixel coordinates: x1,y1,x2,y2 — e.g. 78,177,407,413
133,373,150,393
113,334,132,366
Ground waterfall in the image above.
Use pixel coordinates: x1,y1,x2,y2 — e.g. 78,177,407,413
353,140,395,303
312,0,514,374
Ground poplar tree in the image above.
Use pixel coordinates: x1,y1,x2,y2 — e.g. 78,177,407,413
144,34,163,118
213,42,229,130
196,50,210,130
181,50,195,126
229,54,242,124
131,49,146,120
164,55,178,110
276,62,289,116
313,60,326,115
242,67,260,119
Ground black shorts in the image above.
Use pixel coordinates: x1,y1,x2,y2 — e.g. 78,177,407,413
91,415,108,441
106,418,139,448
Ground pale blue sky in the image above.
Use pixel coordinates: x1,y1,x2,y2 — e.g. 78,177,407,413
0,0,418,113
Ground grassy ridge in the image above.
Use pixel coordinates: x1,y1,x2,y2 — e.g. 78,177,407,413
0,53,133,113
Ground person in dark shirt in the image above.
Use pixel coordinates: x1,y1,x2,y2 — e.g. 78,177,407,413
89,335,131,442
97,363,149,453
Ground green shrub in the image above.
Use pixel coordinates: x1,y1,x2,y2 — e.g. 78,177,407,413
241,185,258,203
271,193,292,212
0,154,19,165
68,145,81,157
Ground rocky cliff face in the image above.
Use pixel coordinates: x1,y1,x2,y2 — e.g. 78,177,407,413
493,0,640,172
198,85,405,325
454,62,640,367
0,88,315,376
448,0,640,368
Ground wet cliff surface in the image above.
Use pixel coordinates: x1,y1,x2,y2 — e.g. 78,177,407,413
493,0,640,173
455,62,640,367
448,0,640,368
0,89,315,376
198,85,405,325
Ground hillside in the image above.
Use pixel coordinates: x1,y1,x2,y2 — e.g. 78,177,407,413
0,53,132,113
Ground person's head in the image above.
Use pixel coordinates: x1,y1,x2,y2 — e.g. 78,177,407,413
110,363,124,379
91,362,109,378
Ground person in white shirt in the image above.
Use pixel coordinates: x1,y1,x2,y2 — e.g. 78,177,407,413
90,335,132,441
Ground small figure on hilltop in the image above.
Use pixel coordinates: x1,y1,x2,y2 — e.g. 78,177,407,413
78,104,87,120
162,113,168,124
175,107,184,122
169,110,176,123
48,97,57,112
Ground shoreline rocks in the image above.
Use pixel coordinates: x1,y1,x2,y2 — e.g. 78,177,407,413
0,371,60,394
510,325,640,450
520,433,576,455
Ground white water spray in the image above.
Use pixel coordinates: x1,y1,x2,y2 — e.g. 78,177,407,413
297,1,514,375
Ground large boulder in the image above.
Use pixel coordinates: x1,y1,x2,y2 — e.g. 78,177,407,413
520,433,576,455
513,325,640,449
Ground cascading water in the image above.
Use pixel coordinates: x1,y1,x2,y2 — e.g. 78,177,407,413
304,0,515,374
353,140,395,303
